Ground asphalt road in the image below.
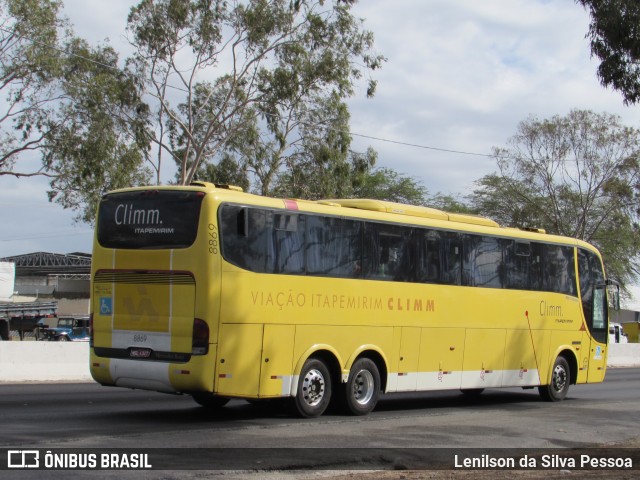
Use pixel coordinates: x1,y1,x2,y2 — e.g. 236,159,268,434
1,368,639,477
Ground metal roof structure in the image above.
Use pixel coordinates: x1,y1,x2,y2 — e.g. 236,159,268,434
0,252,91,278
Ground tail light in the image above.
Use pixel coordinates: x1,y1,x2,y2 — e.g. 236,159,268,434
192,318,209,355
89,313,94,347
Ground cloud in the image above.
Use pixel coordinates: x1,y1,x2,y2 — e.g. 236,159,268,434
0,175,93,257
348,0,640,195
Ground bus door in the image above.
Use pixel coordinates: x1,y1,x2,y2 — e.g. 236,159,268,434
586,285,608,383
578,249,608,383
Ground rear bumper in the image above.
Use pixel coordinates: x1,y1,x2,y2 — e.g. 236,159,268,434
90,345,217,394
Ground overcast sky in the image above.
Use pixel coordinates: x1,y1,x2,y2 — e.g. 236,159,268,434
1,0,640,259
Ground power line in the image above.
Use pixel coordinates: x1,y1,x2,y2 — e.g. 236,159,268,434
348,132,491,157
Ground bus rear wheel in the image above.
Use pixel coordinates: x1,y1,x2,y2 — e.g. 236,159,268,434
345,358,380,416
539,356,570,402
294,358,332,418
192,393,230,409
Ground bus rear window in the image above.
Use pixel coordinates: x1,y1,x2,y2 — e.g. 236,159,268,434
97,190,204,249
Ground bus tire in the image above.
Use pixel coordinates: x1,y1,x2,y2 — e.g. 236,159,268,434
345,358,380,416
294,358,332,418
192,393,229,409
538,356,570,402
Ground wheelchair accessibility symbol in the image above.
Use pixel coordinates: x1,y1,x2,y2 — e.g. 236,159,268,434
100,297,113,316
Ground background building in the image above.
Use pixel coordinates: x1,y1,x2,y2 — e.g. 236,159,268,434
0,252,90,315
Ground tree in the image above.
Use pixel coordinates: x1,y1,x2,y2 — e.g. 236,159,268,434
44,39,151,223
126,0,384,188
269,92,354,198
353,166,428,205
471,110,640,288
195,152,250,191
0,0,67,178
2,0,387,221
578,0,640,105
426,192,474,214
0,0,151,223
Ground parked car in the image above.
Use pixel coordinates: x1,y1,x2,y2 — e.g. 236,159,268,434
42,316,90,342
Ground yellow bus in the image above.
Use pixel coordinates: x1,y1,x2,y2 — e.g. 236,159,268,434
89,182,613,417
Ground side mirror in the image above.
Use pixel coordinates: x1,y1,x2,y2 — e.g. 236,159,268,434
606,280,620,311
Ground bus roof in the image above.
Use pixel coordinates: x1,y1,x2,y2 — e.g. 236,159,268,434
320,199,500,228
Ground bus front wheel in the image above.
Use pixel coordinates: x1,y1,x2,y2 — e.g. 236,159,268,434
538,356,570,402
294,358,332,418
345,358,380,416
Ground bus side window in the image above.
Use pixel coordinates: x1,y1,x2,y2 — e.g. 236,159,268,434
219,205,275,273
236,207,248,237
463,234,503,288
543,245,576,295
416,230,441,284
306,216,362,278
529,243,543,291
442,233,462,286
504,240,531,290
362,223,412,281
247,208,276,273
274,214,304,274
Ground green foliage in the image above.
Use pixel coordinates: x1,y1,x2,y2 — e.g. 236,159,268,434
353,166,428,205
126,0,385,190
273,144,369,200
266,92,352,197
272,143,430,206
578,0,640,104
1,0,422,224
0,0,392,222
426,193,475,214
193,152,250,191
471,110,640,289
0,0,150,223
44,40,151,223
0,0,67,173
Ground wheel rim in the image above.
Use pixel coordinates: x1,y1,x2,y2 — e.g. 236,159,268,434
552,363,567,393
301,368,325,407
352,369,375,406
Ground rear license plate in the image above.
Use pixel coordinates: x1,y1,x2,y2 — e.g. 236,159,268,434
129,347,152,359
